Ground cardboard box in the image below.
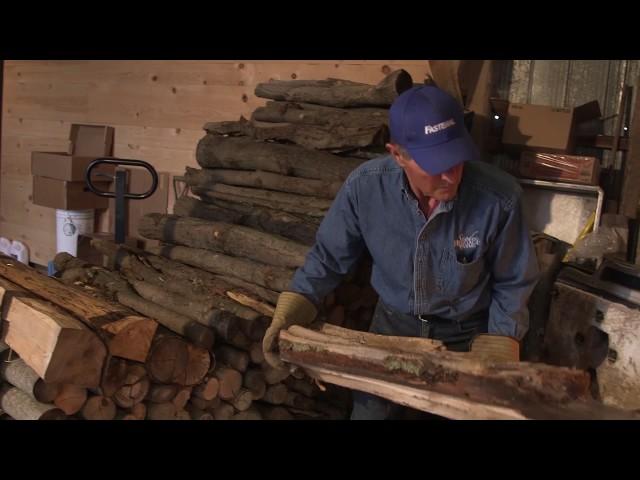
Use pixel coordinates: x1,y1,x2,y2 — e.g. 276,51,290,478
31,124,115,181
502,101,601,153
519,151,600,185
32,176,111,210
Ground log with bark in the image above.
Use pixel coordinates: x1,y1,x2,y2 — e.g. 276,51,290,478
193,184,331,218
196,134,362,182
0,255,156,363
278,324,640,420
214,345,250,373
147,384,178,403
203,116,387,151
212,402,235,420
183,167,342,199
255,404,294,420
148,244,294,293
139,214,309,269
0,385,66,420
214,366,243,401
116,289,214,350
252,101,388,128
82,395,117,420
261,383,288,405
193,377,220,401
54,384,88,415
0,358,63,404
146,334,211,386
176,196,319,247
230,407,262,420
0,276,107,387
89,238,277,313
253,70,413,108
112,364,150,409
187,404,214,420
243,369,267,401
231,388,254,412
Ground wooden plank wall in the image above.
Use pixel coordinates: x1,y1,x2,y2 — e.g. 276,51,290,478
1,61,431,266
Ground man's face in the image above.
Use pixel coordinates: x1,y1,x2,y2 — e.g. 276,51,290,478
387,143,464,202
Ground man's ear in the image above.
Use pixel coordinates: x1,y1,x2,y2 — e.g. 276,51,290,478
386,143,405,167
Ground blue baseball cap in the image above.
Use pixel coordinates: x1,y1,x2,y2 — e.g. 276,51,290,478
389,85,479,175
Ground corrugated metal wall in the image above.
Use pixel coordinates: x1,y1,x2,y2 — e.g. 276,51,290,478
494,60,640,131
492,60,640,167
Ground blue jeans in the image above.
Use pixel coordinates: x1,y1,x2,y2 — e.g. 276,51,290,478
350,300,488,420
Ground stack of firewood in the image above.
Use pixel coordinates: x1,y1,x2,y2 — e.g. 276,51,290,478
0,70,412,420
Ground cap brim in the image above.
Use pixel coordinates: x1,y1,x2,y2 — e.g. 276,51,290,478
407,130,480,176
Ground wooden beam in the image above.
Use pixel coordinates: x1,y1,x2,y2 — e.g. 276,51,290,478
620,78,640,218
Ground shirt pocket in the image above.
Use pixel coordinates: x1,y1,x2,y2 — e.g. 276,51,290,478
443,248,486,297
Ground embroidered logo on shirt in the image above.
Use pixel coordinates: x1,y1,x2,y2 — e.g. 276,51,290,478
454,231,480,250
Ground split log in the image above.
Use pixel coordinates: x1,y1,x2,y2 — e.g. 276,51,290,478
113,365,150,409
82,395,116,420
214,345,249,373
100,357,130,397
148,244,294,293
194,184,331,218
139,214,309,269
253,70,413,108
243,369,267,401
255,404,294,420
146,334,211,386
261,384,288,405
0,256,156,363
227,292,275,318
184,167,342,200
0,386,66,420
193,377,220,401
212,402,235,420
278,324,638,420
172,387,193,410
230,407,262,420
147,384,178,403
196,134,361,182
54,384,88,415
252,101,388,127
213,366,243,401
0,277,107,387
231,388,254,412
176,197,319,247
187,404,214,420
116,289,214,350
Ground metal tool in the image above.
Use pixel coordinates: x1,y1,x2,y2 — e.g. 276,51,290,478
85,158,158,244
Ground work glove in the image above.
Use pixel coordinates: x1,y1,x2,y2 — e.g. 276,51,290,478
470,334,520,363
263,291,318,369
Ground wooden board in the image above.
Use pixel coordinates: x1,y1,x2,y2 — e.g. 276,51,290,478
1,61,432,265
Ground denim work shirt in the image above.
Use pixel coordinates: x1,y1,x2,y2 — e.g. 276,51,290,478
289,155,540,339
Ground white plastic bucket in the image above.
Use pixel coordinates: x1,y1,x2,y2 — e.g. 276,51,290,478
0,237,11,256
55,209,95,256
9,240,29,264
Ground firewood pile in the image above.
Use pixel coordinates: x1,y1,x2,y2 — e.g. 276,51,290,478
0,70,413,420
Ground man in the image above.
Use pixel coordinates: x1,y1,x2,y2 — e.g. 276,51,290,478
263,84,540,420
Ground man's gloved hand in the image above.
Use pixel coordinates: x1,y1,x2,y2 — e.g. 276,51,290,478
469,334,520,363
263,291,318,368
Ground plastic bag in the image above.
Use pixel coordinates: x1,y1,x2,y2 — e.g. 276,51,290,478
565,226,622,268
